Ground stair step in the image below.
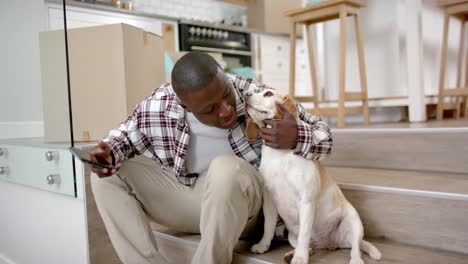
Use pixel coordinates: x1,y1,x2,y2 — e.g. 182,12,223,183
153,229,468,264
151,166,468,262
330,166,468,197
323,127,468,174
328,166,468,254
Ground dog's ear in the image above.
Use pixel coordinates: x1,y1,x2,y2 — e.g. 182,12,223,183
246,118,260,141
274,95,298,120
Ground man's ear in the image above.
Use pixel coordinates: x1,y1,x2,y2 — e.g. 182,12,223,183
246,118,260,141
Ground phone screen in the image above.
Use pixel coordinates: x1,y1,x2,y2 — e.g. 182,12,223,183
69,147,115,170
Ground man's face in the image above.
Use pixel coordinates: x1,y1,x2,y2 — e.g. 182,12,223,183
178,73,237,129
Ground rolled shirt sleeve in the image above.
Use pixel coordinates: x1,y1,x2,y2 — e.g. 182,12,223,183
293,103,332,160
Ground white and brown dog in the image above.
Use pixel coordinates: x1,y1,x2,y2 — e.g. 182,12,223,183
245,89,381,264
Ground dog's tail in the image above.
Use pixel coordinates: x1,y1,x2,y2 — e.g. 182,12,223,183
360,240,382,260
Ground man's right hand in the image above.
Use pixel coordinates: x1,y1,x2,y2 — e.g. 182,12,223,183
90,140,122,177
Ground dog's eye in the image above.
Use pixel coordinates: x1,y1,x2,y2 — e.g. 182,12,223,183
264,91,274,97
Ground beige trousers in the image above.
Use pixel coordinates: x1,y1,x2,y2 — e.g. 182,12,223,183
90,155,263,264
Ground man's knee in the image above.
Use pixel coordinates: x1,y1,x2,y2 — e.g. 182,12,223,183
90,172,126,201
206,155,259,196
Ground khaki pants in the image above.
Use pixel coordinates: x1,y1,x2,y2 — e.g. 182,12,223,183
91,155,263,264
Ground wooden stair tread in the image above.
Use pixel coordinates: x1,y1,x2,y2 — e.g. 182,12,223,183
327,166,468,197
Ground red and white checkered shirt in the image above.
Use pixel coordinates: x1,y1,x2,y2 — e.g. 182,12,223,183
104,74,332,186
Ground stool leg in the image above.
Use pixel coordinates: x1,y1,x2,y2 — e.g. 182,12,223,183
465,21,468,118
456,19,466,119
338,8,347,128
305,24,320,114
354,13,370,126
289,21,297,98
465,97,468,118
437,13,450,120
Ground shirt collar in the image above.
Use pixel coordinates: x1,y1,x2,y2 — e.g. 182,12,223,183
231,76,246,120
165,85,185,120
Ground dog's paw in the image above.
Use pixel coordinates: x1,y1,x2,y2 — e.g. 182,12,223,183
250,243,270,254
283,250,295,263
283,248,313,263
291,254,309,264
349,258,364,264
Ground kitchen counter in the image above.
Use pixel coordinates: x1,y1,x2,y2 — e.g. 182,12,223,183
47,0,298,38
47,0,178,22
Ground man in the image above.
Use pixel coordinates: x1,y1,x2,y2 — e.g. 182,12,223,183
90,51,332,264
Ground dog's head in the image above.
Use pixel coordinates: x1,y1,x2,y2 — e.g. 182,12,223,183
244,89,297,141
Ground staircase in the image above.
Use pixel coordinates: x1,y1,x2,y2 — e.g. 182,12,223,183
152,127,468,263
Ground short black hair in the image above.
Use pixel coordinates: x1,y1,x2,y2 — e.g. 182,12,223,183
171,51,222,96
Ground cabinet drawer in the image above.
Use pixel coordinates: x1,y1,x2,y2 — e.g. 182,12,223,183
262,56,290,75
0,145,75,197
259,35,290,57
260,35,308,58
296,39,307,59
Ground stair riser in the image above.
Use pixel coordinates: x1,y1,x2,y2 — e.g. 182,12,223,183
324,129,468,174
343,188,468,254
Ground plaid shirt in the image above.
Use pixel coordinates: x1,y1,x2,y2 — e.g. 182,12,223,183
105,74,332,186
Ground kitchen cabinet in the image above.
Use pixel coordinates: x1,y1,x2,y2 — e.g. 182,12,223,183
254,34,312,97
46,3,178,50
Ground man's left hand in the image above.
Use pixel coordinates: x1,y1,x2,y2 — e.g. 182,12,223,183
260,105,298,149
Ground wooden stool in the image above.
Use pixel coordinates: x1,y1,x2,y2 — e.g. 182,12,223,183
285,0,369,128
437,0,468,120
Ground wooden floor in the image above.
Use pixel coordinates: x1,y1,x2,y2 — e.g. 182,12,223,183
85,172,122,264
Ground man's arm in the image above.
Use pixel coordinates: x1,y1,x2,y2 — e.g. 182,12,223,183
260,102,332,161
89,99,154,177
103,101,152,165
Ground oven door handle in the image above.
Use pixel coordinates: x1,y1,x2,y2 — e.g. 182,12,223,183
190,46,252,56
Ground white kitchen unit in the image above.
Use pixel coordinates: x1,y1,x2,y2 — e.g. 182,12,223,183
46,2,178,50
254,33,312,97
0,139,89,264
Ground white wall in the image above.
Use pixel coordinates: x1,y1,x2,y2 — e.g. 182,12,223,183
322,0,461,101
134,0,247,24
323,0,402,100
0,0,52,138
422,3,462,95
0,180,88,264
0,2,89,263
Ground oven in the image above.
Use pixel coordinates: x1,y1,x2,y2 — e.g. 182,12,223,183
178,22,252,69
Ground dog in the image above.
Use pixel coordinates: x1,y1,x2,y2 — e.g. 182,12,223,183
245,89,382,264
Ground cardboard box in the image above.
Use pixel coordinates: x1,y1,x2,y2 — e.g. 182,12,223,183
247,0,302,35
40,23,165,142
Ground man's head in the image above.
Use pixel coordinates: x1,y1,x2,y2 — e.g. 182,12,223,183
172,52,237,129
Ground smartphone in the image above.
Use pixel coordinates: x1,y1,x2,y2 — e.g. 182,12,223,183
69,147,115,170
